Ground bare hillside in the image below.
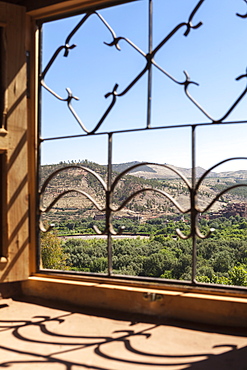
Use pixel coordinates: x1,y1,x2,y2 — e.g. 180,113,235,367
40,161,247,224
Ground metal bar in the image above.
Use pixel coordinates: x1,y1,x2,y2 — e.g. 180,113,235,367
191,125,197,284
37,24,43,271
146,0,153,129
40,119,247,142
107,133,113,276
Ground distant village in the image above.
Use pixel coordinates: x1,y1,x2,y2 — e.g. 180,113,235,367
204,202,247,220
94,202,247,223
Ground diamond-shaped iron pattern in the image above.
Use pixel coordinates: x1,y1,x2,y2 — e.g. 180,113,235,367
39,0,247,285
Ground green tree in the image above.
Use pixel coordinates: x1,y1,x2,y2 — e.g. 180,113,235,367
142,253,165,277
90,257,108,272
40,229,68,270
212,250,233,273
228,266,247,286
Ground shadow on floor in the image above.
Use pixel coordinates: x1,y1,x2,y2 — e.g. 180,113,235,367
0,296,246,369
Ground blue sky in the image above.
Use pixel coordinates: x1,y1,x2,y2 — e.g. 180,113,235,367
41,0,247,172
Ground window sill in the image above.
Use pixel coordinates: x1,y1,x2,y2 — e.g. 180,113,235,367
22,274,247,328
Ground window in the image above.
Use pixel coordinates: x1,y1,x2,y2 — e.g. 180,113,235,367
38,0,247,290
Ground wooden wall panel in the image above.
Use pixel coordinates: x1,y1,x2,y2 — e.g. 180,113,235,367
0,2,29,282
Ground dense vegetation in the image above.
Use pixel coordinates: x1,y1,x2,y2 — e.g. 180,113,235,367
41,215,247,287
40,160,247,287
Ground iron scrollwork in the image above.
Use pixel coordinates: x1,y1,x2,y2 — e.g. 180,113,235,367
41,0,247,133
39,0,247,284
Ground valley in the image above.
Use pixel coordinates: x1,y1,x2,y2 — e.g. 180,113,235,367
39,160,247,286
40,160,247,229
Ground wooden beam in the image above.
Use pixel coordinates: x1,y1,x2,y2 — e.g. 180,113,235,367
0,2,29,282
22,276,247,328
25,14,39,276
26,0,137,20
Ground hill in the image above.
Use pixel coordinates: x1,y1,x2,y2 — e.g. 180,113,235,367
113,161,247,180
40,160,247,225
127,163,214,179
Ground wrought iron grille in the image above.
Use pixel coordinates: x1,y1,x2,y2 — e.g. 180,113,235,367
38,0,247,287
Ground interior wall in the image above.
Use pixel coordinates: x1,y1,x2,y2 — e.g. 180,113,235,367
0,2,30,282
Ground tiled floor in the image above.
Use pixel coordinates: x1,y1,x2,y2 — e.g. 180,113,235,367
0,297,247,369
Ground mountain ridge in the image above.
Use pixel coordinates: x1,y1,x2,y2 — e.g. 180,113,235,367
40,160,247,224
112,161,247,179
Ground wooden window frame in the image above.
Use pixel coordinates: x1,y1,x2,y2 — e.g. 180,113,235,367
23,0,247,327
